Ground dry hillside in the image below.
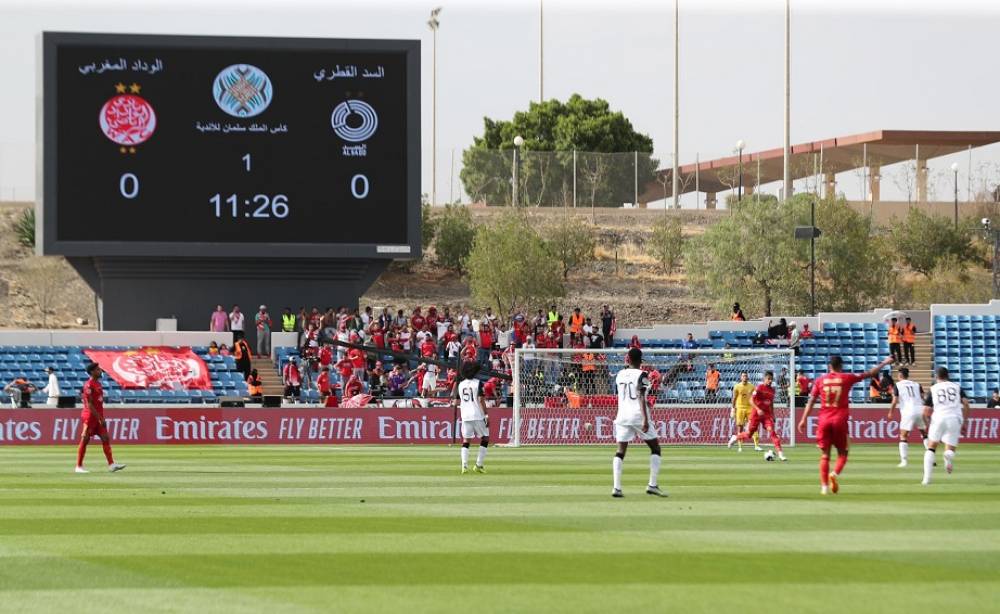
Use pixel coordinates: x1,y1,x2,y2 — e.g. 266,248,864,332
0,203,726,330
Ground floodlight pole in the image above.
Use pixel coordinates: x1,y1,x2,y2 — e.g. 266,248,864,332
810,196,816,316
672,0,680,209
428,9,441,207
782,0,791,202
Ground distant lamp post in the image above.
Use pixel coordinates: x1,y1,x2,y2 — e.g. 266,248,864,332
427,7,442,206
512,135,525,207
951,162,960,229
736,140,746,204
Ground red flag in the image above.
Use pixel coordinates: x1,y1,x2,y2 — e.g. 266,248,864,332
83,347,212,390
340,394,373,408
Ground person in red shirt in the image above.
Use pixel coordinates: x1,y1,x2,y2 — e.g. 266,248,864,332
319,343,333,368
461,338,478,363
316,366,331,404
76,363,125,473
798,354,894,495
343,374,364,399
335,355,354,390
420,336,438,359
347,346,366,381
644,365,662,408
411,308,426,332
729,371,786,460
483,376,501,407
370,324,386,349
550,316,566,348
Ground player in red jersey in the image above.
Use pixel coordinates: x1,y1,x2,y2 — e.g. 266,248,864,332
76,363,126,474
728,371,787,460
797,354,893,495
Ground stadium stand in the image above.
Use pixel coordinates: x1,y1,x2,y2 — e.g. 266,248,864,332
2,301,999,405
933,315,1000,402
0,346,245,406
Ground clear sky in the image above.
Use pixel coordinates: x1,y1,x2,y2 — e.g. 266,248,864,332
2,0,1000,205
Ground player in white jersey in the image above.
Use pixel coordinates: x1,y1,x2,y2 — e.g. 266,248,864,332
453,361,489,474
611,348,667,498
921,367,970,485
887,367,928,467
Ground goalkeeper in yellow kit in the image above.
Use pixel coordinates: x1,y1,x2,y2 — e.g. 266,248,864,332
730,371,762,452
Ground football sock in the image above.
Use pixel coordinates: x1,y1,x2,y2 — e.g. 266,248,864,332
899,441,908,462
476,446,487,467
752,432,760,447
943,449,955,467
460,446,469,467
76,439,87,468
612,456,623,491
834,454,848,475
649,454,661,487
102,439,115,465
923,449,935,483
819,456,830,486
770,432,783,453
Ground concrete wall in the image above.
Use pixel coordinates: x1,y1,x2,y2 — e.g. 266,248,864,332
846,200,994,225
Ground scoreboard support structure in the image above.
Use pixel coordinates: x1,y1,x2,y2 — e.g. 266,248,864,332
68,257,387,331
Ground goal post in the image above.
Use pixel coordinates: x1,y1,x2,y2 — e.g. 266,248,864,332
510,347,796,447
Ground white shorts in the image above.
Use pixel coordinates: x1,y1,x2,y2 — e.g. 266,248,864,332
899,410,925,432
461,419,489,439
614,423,658,443
928,415,962,447
422,374,438,391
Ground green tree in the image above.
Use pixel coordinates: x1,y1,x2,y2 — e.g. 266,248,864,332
433,205,476,272
889,208,976,275
14,207,34,248
789,194,895,312
648,216,684,273
684,194,891,317
909,255,992,306
460,95,658,207
466,211,564,316
545,216,596,279
421,203,438,250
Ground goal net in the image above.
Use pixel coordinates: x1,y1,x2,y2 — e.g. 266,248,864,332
510,348,796,447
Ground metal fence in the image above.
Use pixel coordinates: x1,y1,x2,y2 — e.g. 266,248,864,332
457,149,659,208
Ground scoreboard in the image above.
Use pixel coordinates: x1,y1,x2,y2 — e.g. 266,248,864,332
39,32,420,258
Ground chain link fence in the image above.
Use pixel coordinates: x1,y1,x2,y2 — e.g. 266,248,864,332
458,150,660,208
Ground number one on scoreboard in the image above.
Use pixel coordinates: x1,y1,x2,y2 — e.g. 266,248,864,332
242,153,251,172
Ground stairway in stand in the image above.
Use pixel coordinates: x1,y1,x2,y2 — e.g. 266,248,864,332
251,356,284,396
900,334,935,390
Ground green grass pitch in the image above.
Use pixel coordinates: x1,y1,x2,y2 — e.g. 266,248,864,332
1,444,998,613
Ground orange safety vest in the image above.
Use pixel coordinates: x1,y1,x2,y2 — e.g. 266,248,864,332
706,369,720,390
570,313,584,333
247,378,263,396
902,323,916,343
887,325,902,344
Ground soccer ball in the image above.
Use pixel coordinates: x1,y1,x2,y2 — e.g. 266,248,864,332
764,450,776,462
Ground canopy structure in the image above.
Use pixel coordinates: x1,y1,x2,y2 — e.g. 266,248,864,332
639,130,1000,207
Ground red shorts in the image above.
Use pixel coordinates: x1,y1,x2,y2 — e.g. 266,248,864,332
81,414,109,439
816,418,849,452
748,412,775,435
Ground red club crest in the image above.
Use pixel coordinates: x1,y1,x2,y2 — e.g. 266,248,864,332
99,84,156,151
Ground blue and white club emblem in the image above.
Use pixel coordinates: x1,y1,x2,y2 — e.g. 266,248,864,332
331,100,378,142
213,64,273,118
